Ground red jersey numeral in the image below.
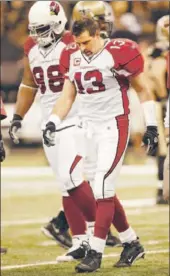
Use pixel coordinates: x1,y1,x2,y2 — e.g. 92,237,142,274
33,65,64,94
74,70,105,94
33,67,46,94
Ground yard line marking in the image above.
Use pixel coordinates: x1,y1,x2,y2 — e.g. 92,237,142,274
1,204,168,227
147,240,169,245
39,239,169,247
103,249,169,258
1,249,169,270
1,218,50,226
1,261,59,270
1,165,157,178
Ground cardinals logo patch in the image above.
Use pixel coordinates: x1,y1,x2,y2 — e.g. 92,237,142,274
50,1,60,15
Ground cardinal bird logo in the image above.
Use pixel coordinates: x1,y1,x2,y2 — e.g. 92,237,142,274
50,1,60,15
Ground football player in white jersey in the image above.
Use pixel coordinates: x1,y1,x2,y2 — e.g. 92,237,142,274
163,18,169,202
9,1,98,258
42,1,122,251
43,18,159,273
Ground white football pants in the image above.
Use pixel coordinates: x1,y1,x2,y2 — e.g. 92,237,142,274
75,115,130,199
43,118,84,196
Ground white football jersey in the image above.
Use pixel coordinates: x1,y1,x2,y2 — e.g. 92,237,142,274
60,38,144,122
24,32,78,125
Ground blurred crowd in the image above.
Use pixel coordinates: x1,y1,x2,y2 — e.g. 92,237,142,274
1,1,169,103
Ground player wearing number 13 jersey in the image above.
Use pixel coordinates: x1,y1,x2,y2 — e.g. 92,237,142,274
43,18,159,273
62,38,141,122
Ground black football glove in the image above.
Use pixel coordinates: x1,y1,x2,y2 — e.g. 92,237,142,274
43,121,56,147
0,139,6,162
142,126,159,156
9,114,23,144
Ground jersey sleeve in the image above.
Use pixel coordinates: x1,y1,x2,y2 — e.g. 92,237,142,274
106,39,144,78
60,43,79,82
61,31,75,45
24,37,36,56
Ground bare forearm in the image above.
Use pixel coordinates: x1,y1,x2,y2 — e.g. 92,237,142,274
136,85,154,103
130,72,155,103
51,79,76,121
52,94,75,121
15,87,37,118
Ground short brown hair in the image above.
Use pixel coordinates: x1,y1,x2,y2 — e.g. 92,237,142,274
72,18,100,37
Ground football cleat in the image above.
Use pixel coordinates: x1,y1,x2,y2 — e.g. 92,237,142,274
106,230,122,247
41,221,72,249
114,238,145,267
56,242,87,262
75,249,102,273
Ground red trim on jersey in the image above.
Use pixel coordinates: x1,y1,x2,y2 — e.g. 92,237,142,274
115,76,130,115
105,39,144,77
69,155,82,187
0,98,7,120
24,37,36,56
61,31,74,45
60,43,79,76
102,115,129,198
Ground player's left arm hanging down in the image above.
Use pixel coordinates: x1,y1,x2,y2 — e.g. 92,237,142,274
43,79,77,147
9,55,38,144
130,72,159,156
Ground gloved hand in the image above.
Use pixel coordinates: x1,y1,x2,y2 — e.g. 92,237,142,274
9,114,22,144
142,126,159,156
43,121,56,147
0,139,5,162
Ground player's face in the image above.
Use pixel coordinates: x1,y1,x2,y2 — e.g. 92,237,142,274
75,30,100,57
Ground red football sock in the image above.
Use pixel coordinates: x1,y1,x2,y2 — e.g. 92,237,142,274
112,195,129,232
62,196,86,236
94,197,115,239
68,181,96,222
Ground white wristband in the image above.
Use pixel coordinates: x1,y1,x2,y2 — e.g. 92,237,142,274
142,100,157,127
49,114,61,127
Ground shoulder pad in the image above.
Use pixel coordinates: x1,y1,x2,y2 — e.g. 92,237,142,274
24,37,36,56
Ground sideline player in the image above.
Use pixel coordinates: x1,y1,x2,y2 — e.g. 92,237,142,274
144,15,169,204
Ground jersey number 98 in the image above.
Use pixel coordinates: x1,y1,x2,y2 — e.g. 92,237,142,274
33,65,64,94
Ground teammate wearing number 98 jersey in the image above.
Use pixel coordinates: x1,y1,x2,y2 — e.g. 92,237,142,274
8,1,97,251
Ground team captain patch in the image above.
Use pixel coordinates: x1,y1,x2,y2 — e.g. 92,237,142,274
74,58,81,66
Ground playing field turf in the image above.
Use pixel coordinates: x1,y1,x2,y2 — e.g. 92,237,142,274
1,167,169,276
